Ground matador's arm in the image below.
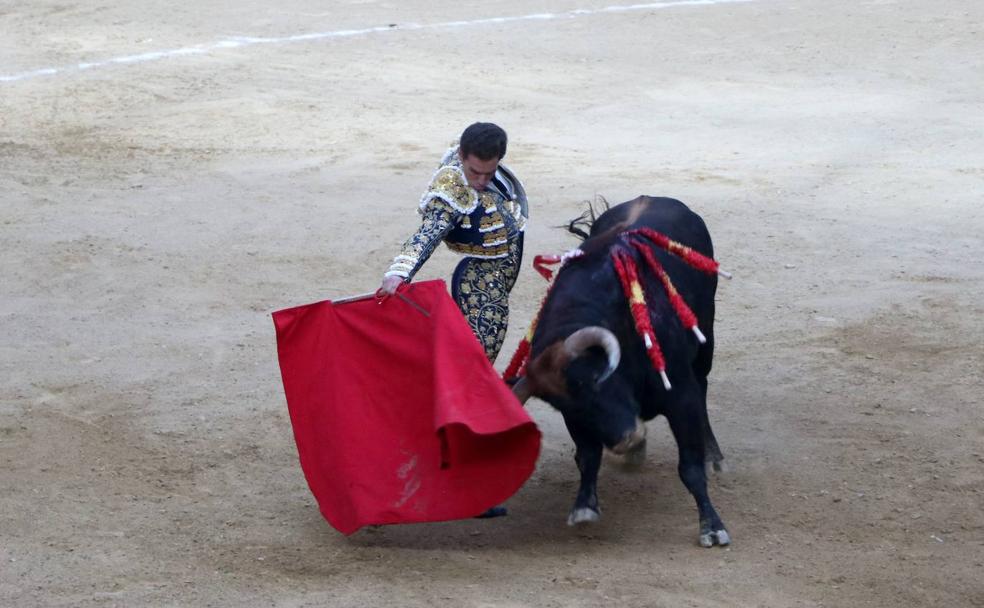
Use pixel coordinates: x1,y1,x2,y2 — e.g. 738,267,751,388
384,198,463,281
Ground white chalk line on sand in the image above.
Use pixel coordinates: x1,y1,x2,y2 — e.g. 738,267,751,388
1,0,754,83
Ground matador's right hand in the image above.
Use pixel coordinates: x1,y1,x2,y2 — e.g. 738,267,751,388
379,275,406,296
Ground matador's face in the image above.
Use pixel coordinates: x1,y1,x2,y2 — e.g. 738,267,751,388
460,154,499,191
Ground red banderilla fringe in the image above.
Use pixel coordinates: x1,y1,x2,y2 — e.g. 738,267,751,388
629,239,707,344
506,250,583,380
505,258,558,379
503,319,535,380
629,227,731,279
503,286,552,380
532,254,563,281
612,249,671,390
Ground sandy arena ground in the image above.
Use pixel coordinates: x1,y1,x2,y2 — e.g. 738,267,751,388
2,0,983,606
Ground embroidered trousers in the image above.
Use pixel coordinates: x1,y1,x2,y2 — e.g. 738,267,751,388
450,234,524,363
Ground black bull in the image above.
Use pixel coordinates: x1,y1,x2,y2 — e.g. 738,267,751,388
512,196,730,547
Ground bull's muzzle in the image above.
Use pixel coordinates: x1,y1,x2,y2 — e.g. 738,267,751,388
610,418,647,455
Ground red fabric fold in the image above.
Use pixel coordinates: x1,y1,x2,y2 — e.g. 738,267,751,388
273,280,540,535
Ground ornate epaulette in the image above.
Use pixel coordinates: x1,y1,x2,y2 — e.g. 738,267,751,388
418,165,479,215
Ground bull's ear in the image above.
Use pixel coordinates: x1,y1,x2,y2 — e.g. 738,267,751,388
525,342,571,399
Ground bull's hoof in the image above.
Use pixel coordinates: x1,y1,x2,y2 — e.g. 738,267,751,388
705,459,730,474
698,528,731,547
567,507,600,526
622,438,647,469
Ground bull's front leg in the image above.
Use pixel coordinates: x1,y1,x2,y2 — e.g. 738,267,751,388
666,393,730,547
678,445,730,546
564,418,603,525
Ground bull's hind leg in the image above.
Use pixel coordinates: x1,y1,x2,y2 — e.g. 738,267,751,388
622,436,647,469
666,391,730,547
564,418,603,525
702,415,726,474
692,321,726,473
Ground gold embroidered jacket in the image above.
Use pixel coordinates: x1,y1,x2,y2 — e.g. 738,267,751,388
385,146,528,280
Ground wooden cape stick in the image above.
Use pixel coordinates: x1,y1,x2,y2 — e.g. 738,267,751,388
331,289,431,318
331,291,377,304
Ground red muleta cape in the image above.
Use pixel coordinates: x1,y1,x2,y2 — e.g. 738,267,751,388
272,280,541,535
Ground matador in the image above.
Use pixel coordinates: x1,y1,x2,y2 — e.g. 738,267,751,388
379,122,528,364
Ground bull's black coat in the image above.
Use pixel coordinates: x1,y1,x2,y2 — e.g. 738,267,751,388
523,196,729,546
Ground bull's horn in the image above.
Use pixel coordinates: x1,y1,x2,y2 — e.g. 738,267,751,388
563,326,621,384
511,377,532,405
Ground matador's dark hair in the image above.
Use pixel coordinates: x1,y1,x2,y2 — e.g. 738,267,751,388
459,122,508,161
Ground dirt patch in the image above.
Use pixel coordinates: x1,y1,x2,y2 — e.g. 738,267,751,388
2,0,983,606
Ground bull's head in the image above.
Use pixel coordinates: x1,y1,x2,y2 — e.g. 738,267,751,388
513,326,645,453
